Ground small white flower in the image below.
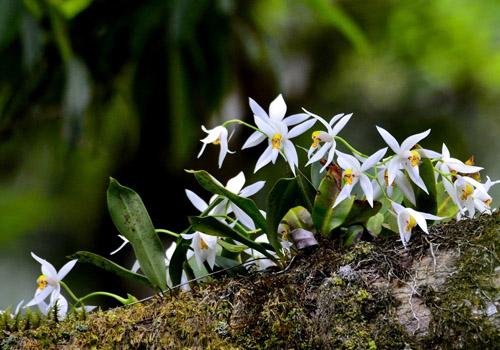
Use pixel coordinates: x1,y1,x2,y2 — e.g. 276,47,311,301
333,148,387,208
438,143,483,175
392,202,442,247
25,253,77,308
181,231,218,269
450,176,497,219
372,165,416,205
242,94,315,175
198,125,233,168
303,109,353,172
37,294,68,320
186,172,265,229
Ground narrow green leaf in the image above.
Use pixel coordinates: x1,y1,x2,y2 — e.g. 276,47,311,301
366,213,384,236
296,171,316,212
190,216,278,263
187,170,277,251
68,251,153,288
169,238,189,286
218,239,248,253
312,169,354,236
107,178,166,291
343,200,382,227
310,162,323,190
266,177,299,245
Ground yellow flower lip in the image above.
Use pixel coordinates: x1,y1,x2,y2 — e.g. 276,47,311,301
272,133,282,150
405,215,417,232
460,183,474,200
343,168,355,185
212,138,221,145
407,150,421,167
37,274,48,290
311,131,322,148
199,238,209,250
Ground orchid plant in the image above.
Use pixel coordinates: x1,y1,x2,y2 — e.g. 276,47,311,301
6,94,498,323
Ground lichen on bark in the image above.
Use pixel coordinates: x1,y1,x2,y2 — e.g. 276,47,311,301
2,213,499,349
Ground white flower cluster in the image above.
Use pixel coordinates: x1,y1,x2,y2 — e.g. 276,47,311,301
198,94,498,248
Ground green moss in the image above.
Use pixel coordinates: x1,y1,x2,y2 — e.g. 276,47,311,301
1,214,498,349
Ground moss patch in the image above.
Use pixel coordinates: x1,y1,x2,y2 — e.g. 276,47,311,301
2,214,499,349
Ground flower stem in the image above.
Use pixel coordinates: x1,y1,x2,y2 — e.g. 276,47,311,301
60,281,79,303
155,229,180,238
334,136,368,158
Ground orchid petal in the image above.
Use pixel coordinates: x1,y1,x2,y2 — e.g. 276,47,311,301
376,126,400,153
185,189,208,212
269,94,287,121
240,181,265,198
406,164,428,193
359,175,374,207
333,185,353,208
249,97,268,120
361,147,387,171
31,253,58,279
57,259,77,280
283,113,309,126
242,131,266,149
254,145,273,173
226,172,246,194
400,129,430,152
331,113,352,135
288,119,316,138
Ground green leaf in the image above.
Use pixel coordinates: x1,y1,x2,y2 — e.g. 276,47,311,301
312,169,354,236
296,171,317,212
190,216,278,263
187,170,277,250
68,251,153,289
169,238,189,286
266,175,316,251
366,213,384,236
304,0,370,53
342,225,365,246
218,239,248,253
343,200,382,227
310,162,324,190
107,178,166,291
266,177,299,246
411,146,438,215
50,0,94,19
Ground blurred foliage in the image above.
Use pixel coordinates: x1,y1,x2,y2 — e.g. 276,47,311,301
0,0,499,305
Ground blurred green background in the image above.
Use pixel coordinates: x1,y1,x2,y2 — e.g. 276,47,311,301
1,0,499,308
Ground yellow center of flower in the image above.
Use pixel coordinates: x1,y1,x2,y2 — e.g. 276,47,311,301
465,156,475,166
405,215,417,232
484,198,492,206
407,150,421,167
343,169,354,185
383,170,389,186
311,131,322,148
460,183,474,200
37,275,48,290
272,133,282,150
212,138,221,145
199,238,209,250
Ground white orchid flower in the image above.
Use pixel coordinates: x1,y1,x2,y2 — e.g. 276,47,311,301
197,125,234,168
438,143,483,175
376,127,437,194
392,202,443,247
302,109,353,172
181,231,218,269
242,94,315,175
451,176,497,219
333,148,387,208
37,294,68,320
372,165,416,205
25,253,77,308
186,172,265,230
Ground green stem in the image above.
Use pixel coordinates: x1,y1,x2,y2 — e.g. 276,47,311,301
60,281,79,303
222,119,262,134
334,136,368,158
76,291,131,306
155,229,180,238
